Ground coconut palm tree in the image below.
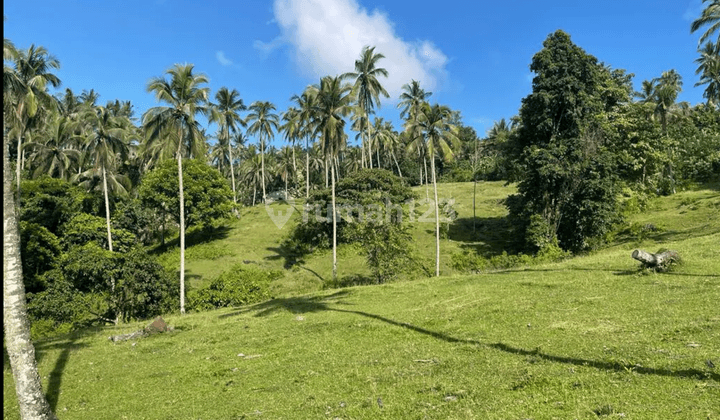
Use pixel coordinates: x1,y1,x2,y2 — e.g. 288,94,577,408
291,86,319,198
695,41,720,106
342,46,389,168
277,146,296,197
142,63,209,315
691,0,720,45
80,105,131,254
313,75,353,282
406,103,460,277
4,120,57,420
6,44,61,197
653,70,683,135
398,80,433,189
210,87,246,209
280,106,301,184
26,114,82,180
240,152,267,206
246,101,279,203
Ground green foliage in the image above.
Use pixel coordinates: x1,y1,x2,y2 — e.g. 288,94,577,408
60,213,137,253
139,158,234,230
507,30,628,253
188,264,279,311
113,248,179,322
112,198,156,245
359,220,415,284
284,169,416,252
19,221,61,293
19,176,90,235
27,243,178,329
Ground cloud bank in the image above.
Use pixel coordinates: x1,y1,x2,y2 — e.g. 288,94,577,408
259,0,448,100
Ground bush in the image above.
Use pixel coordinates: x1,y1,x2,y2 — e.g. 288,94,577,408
188,264,281,311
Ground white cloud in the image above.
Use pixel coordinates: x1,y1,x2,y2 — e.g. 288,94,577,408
259,0,449,100
216,51,233,66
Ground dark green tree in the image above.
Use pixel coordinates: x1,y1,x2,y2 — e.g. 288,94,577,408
507,30,632,253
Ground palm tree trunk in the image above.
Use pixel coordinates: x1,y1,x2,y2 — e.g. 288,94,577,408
252,183,256,207
4,132,58,420
260,137,266,203
392,150,403,178
423,155,430,200
331,158,337,282
368,132,374,169
177,149,186,315
227,129,238,215
292,145,297,187
102,165,114,253
430,153,440,277
376,146,381,169
361,129,366,169
306,137,310,198
324,161,328,188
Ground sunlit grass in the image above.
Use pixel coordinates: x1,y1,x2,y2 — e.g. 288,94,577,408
5,182,718,419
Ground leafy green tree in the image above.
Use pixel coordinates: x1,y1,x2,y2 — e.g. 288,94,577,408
20,221,61,293
143,63,209,314
342,46,389,168
60,213,136,253
406,103,459,276
246,101,279,203
239,151,266,206
507,30,630,252
139,158,233,233
691,0,720,45
19,176,89,235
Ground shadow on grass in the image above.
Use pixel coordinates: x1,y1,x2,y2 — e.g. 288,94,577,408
220,293,719,382
448,217,517,257
33,334,91,412
148,224,233,255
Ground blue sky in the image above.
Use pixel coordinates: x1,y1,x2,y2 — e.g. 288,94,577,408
3,0,710,146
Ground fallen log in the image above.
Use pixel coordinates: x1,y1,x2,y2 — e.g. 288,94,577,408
631,249,680,271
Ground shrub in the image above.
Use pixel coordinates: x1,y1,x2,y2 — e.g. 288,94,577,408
188,264,281,311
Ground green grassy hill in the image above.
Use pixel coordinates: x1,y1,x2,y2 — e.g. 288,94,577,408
4,182,719,419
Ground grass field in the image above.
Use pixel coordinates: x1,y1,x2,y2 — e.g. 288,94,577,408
4,181,719,419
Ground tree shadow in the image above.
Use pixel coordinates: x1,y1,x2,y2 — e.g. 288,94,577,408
33,335,90,412
148,224,232,255
448,217,516,257
265,246,304,269
219,294,718,382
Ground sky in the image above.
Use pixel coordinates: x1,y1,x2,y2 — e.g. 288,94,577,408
3,0,712,147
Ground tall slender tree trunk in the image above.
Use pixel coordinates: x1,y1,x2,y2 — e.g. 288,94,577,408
331,157,337,282
324,161,328,188
102,165,114,253
306,137,310,198
431,153,440,277
392,150,403,178
424,155,430,200
4,132,58,420
368,131,374,169
361,127,366,169
227,129,238,215
292,145,297,189
177,146,186,315
260,137,266,203
376,146,381,169
252,183,256,207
